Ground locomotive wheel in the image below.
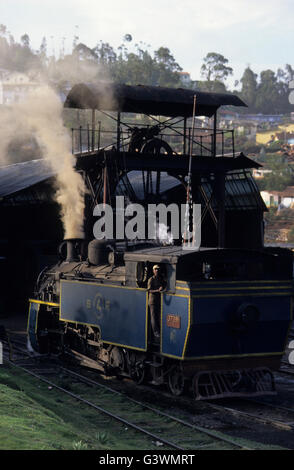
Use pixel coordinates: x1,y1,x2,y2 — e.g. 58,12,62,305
131,361,145,384
126,351,146,384
168,366,185,396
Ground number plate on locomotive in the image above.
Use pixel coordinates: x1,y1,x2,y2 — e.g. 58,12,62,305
166,314,181,329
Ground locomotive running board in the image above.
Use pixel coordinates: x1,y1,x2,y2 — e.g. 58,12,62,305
193,367,276,400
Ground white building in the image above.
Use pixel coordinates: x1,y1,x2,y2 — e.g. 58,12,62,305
252,168,272,179
179,72,191,86
261,187,294,208
0,71,40,105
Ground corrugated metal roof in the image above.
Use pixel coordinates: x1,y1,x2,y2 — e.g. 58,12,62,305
122,171,181,199
0,159,55,198
0,161,181,200
201,171,266,211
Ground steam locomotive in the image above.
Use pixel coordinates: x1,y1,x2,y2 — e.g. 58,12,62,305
28,237,293,400
27,82,293,399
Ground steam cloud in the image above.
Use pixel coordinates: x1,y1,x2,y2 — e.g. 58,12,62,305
0,85,86,239
157,222,174,245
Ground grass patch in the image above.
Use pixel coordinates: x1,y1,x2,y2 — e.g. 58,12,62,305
0,364,160,450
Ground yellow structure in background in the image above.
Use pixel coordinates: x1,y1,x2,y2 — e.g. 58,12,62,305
256,124,294,145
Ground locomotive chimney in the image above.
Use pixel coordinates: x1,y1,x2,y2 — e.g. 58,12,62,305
64,238,84,262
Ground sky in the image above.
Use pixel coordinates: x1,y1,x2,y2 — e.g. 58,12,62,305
1,0,294,88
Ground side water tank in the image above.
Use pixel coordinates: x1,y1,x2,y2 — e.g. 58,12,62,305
88,240,111,265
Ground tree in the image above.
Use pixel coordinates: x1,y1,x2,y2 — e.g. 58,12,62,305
240,67,258,110
92,41,117,66
255,70,280,114
114,47,157,86
275,64,294,114
40,37,47,56
277,64,294,84
20,33,30,49
0,35,10,69
195,79,227,93
110,43,182,87
39,37,47,64
0,24,8,38
154,47,182,73
153,47,182,87
73,42,98,62
256,155,294,191
0,29,185,89
201,52,233,83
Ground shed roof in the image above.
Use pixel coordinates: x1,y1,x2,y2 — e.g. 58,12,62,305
64,82,247,118
0,159,55,198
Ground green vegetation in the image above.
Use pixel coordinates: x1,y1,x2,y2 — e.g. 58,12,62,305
0,364,288,450
0,23,293,115
0,364,160,450
256,154,294,191
199,52,232,92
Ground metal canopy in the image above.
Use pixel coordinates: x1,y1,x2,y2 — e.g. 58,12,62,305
0,159,55,198
64,82,247,118
76,151,261,173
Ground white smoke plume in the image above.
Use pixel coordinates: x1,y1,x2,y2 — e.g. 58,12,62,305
0,85,86,239
157,222,174,245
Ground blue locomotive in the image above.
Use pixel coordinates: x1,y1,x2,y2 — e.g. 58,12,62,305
28,238,293,399
27,83,293,399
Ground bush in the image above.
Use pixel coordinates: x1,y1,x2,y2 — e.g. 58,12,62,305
267,140,282,152
241,141,262,154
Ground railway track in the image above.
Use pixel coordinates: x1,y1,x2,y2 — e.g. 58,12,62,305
2,334,294,449
42,363,294,448
3,357,186,450
204,399,294,432
1,346,249,450
71,357,294,437
58,366,251,450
